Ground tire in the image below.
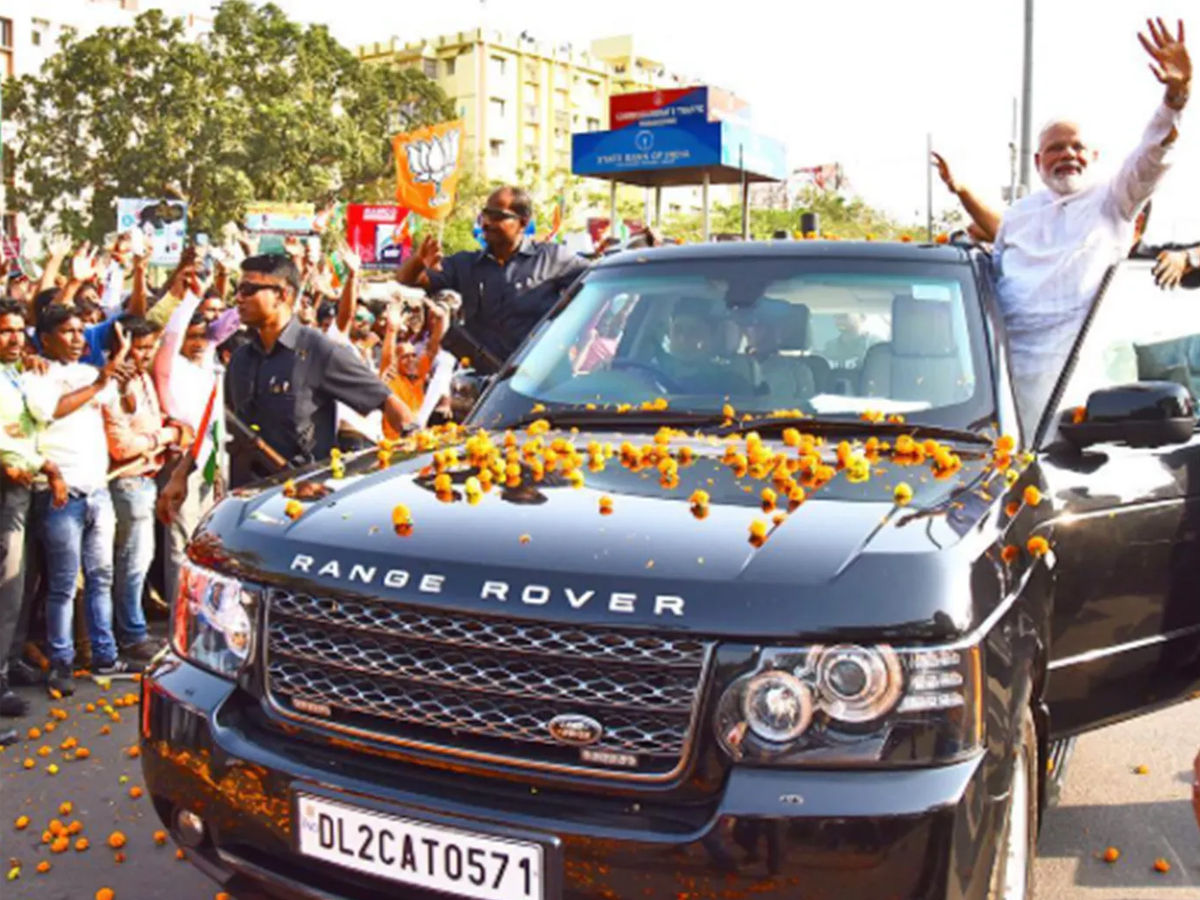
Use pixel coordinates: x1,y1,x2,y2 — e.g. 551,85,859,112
988,706,1038,900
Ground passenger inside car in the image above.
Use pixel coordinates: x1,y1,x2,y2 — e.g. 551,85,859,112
658,302,754,395
741,299,819,406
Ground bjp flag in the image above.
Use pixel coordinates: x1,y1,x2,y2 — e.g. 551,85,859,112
392,120,464,221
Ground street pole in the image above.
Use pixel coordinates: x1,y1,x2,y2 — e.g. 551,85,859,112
1008,96,1019,205
1018,0,1034,195
739,144,749,241
926,132,933,242
609,180,618,244
701,171,710,241
654,185,662,228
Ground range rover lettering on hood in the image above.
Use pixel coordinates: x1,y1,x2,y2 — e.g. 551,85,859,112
288,554,686,617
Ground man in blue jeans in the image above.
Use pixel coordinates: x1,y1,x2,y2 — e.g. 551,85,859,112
32,305,136,695
103,316,191,662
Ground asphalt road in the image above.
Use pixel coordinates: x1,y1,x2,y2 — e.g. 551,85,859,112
1,679,1197,900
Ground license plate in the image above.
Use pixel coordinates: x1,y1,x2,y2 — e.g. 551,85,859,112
295,793,544,900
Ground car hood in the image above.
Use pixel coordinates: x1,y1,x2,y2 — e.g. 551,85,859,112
196,431,1000,641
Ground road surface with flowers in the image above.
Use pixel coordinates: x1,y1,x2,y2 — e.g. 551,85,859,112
0,677,1196,899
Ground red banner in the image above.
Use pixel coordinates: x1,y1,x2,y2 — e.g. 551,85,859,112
344,204,412,269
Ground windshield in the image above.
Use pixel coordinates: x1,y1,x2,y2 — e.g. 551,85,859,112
470,255,993,432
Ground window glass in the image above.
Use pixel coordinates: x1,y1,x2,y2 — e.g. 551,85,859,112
484,257,990,430
1054,261,1200,420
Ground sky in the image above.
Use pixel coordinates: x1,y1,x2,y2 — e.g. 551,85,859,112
150,0,1200,240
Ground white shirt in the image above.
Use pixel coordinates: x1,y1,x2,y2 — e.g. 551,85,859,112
152,290,221,467
37,361,117,493
993,103,1181,426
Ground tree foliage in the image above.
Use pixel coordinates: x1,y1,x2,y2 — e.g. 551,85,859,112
3,1,453,241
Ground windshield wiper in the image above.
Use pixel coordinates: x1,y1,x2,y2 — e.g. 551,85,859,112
718,415,993,446
500,408,732,432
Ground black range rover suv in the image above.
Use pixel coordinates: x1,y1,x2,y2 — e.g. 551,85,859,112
141,242,1200,900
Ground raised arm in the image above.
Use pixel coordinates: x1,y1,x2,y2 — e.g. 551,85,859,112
34,234,72,300
397,235,442,289
57,243,100,307
1110,18,1192,220
931,152,1001,242
335,245,362,335
379,302,400,380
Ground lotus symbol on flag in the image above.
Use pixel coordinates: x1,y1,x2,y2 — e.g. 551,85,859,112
406,129,460,195
393,120,465,221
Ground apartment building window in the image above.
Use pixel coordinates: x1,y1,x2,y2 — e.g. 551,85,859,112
0,18,12,49
524,103,539,122
489,98,506,118
422,59,437,79
489,139,504,158
586,117,600,132
524,145,539,162
490,55,506,78
445,57,456,76
588,78,601,99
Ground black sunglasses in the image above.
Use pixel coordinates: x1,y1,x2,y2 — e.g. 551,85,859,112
480,207,521,222
236,281,283,297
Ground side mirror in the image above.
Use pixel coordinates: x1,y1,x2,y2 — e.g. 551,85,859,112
1059,381,1197,448
449,371,489,422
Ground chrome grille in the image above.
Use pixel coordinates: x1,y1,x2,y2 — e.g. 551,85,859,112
263,589,712,779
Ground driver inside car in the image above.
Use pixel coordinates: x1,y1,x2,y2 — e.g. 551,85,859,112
658,303,753,396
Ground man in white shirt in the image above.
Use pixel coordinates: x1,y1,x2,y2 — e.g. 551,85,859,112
32,306,136,694
993,17,1190,433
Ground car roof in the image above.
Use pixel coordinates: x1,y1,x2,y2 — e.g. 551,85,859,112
592,239,976,267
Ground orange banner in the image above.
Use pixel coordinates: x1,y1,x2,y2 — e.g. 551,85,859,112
391,120,464,221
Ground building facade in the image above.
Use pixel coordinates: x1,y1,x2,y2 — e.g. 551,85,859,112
358,30,727,221
0,0,210,248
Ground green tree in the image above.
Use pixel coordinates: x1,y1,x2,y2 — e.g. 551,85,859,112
3,1,452,241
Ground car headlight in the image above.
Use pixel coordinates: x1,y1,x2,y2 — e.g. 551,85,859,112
170,559,257,679
715,643,982,766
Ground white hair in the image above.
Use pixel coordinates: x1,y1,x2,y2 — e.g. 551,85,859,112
1036,117,1092,153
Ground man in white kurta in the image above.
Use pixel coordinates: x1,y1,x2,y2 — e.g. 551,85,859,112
993,18,1191,432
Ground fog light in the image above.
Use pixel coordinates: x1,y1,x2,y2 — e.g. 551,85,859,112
175,808,206,847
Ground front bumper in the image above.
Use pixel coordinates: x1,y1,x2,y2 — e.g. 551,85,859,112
141,657,1004,900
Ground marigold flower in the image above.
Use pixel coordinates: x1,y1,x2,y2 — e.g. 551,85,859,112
75,837,89,851
894,434,917,456
114,852,126,863
1101,846,1120,863
58,802,72,816
748,519,769,543
51,836,69,853
129,786,143,799
598,495,614,515
760,488,777,512
36,861,50,874
1005,501,1020,517
96,890,115,900
781,428,801,447
846,456,871,484
1001,545,1020,564
1023,486,1042,507
519,533,531,544
1153,858,1171,873
1071,406,1087,424
67,820,82,835
283,500,303,520
1026,536,1050,557
14,815,29,830
50,819,66,835
894,483,914,505
108,831,127,849
27,727,40,739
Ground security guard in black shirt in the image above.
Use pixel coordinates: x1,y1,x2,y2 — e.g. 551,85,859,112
157,254,414,520
398,185,589,362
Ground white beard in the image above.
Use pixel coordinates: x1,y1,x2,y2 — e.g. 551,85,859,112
1042,169,1090,196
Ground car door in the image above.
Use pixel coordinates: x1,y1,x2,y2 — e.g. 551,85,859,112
1037,260,1200,737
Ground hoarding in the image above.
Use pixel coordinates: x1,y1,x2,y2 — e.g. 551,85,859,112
116,198,188,265
344,204,412,269
244,202,315,234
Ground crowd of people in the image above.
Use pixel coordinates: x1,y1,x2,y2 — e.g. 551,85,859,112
0,184,582,746
0,17,1193,749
